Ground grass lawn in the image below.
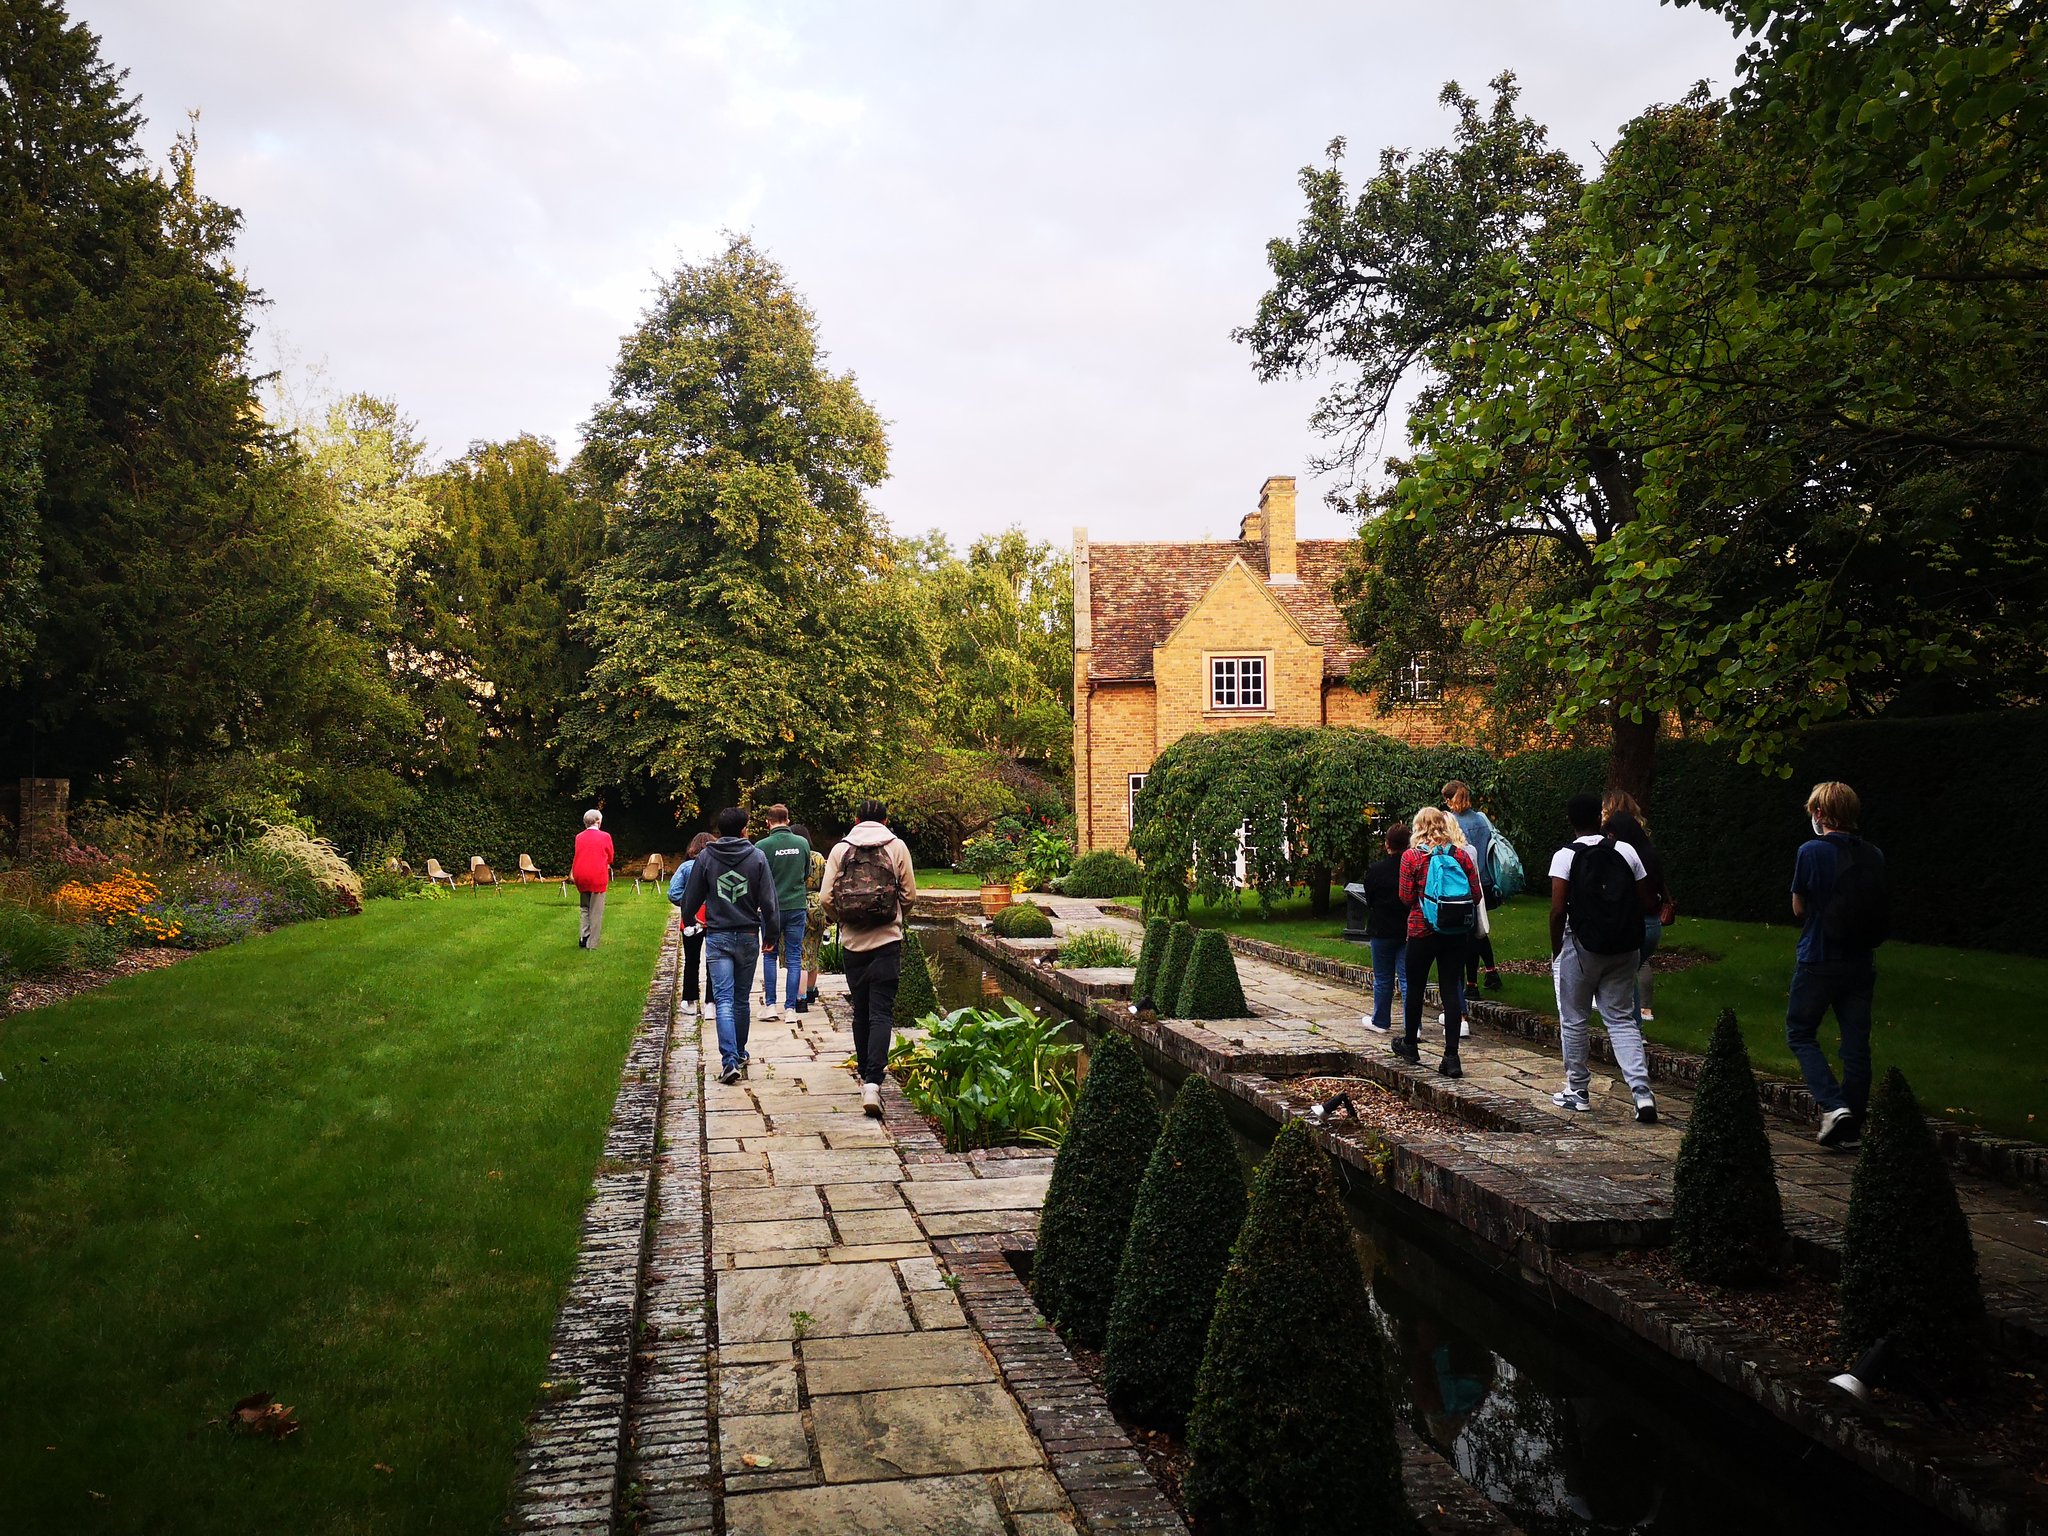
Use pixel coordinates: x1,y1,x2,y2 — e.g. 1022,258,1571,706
1178,892,2048,1142
0,882,671,1535
914,867,982,889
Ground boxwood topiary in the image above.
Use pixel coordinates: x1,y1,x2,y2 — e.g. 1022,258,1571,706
1185,1118,1404,1534
1030,1029,1160,1348
892,928,939,1028
1103,1075,1247,1430
1062,850,1143,898
1841,1067,1985,1378
1153,921,1195,1017
990,901,1054,938
1130,916,1169,1006
1671,1009,1784,1284
1175,930,1249,1020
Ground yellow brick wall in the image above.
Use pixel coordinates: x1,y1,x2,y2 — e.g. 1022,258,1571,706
1078,682,1157,852
1152,562,1324,750
1322,682,1473,745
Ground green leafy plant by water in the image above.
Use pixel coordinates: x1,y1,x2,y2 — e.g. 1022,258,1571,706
887,1003,1080,1151
1057,928,1135,968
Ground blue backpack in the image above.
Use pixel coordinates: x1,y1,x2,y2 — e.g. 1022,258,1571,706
1420,846,1477,934
1488,833,1526,900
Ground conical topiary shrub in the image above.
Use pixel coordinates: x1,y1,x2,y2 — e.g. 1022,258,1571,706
1130,916,1170,1006
1103,1075,1247,1430
1175,930,1249,1020
1841,1067,1985,1378
1185,1119,1404,1534
1153,921,1195,1018
892,929,939,1028
1030,1029,1161,1348
1671,1009,1784,1285
991,901,1054,938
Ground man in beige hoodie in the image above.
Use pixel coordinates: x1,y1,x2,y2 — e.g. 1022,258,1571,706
820,799,919,1117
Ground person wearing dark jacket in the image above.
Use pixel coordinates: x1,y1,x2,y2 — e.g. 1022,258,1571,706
1602,791,1671,1029
674,806,780,1084
1360,822,1411,1035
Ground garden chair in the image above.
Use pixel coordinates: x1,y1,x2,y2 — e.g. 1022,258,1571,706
517,853,543,883
423,858,457,890
470,856,502,894
634,853,663,893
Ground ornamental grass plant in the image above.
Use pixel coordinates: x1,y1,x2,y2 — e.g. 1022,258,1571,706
1103,1075,1247,1429
1056,928,1136,968
892,928,939,1027
1130,916,1169,1005
1153,921,1195,1017
1185,1119,1404,1535
1030,1029,1160,1348
1175,929,1249,1019
1671,1009,1784,1284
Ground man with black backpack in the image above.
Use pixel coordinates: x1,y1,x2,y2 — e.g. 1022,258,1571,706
1549,792,1660,1122
1789,781,1888,1149
821,799,919,1118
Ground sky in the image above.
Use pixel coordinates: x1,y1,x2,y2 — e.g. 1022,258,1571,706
78,1,1742,547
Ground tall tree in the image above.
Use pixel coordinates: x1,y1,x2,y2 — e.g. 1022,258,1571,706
0,311,43,684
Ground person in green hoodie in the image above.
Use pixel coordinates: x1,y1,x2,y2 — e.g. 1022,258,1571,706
754,804,812,1022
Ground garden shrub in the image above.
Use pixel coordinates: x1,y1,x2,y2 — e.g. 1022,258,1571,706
1185,1119,1404,1535
1152,921,1195,1017
1061,850,1142,898
1175,930,1249,1019
1057,928,1135,968
1103,1075,1247,1430
1841,1067,1985,1377
892,929,939,1027
0,904,75,977
1671,1010,1785,1284
887,1003,1079,1150
70,921,124,968
1130,916,1169,1005
1030,1029,1160,1348
990,901,1054,939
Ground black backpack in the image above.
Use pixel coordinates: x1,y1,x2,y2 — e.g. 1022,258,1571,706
1821,838,1889,950
1566,838,1642,957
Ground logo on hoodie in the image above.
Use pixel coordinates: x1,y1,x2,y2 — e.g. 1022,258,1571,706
717,869,750,904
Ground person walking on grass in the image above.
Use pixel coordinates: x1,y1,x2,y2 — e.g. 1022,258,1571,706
674,806,780,1085
667,831,714,1022
1360,821,1410,1036
1788,781,1888,1149
571,808,614,950
1549,792,1660,1123
1443,780,1505,993
821,798,918,1118
1395,807,1483,1077
1601,791,1673,1028
754,805,812,1023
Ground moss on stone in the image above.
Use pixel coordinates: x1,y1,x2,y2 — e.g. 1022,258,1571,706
1671,1009,1785,1284
1175,930,1249,1020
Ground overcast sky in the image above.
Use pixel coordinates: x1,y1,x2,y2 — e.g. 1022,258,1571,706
79,1,1741,547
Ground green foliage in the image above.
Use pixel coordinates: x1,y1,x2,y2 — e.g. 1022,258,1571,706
1023,825,1075,884
892,928,938,1027
990,901,1054,939
0,311,42,684
880,746,1029,864
819,927,846,973
1185,1120,1404,1534
0,903,75,978
1061,850,1142,898
1030,1030,1161,1348
957,831,1025,882
886,1003,1080,1150
1056,928,1136,969
1175,931,1249,1020
1671,1010,1784,1284
1153,922,1195,1017
1130,916,1170,1005
1841,1067,1985,1377
1103,1076,1247,1430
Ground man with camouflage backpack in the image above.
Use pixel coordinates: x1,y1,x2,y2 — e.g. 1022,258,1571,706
821,799,918,1117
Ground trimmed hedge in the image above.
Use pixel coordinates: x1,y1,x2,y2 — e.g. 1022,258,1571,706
1030,1030,1161,1348
1130,916,1170,1006
1671,1010,1784,1284
1176,930,1249,1020
1153,921,1195,1018
1103,1075,1247,1430
1841,1067,1985,1377
1062,849,1143,898
990,901,1054,939
893,929,939,1027
1185,1119,1404,1534
317,784,680,877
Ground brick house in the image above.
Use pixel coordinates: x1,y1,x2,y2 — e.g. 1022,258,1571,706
1072,475,1465,855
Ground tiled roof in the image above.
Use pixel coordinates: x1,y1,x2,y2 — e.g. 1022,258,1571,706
1085,537,1366,682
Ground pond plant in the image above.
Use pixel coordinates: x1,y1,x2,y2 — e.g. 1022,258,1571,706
891,928,939,1026
1153,921,1195,1016
1030,1029,1160,1348
990,901,1054,939
1130,916,1169,1004
886,1002,1079,1150
1175,930,1249,1019
1671,1009,1784,1284
1103,1075,1247,1430
1056,928,1135,968
1185,1119,1404,1534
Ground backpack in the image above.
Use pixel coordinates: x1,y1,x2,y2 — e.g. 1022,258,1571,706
830,839,902,928
1487,832,1526,901
1566,838,1642,957
1821,838,1889,951
1420,846,1477,934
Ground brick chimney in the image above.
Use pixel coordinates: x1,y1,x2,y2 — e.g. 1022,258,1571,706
1259,475,1297,584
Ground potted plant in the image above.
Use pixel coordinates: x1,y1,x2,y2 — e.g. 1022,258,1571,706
957,833,1021,917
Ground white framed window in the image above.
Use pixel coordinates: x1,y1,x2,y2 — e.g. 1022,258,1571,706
1395,651,1442,704
1210,655,1266,711
1127,773,1147,829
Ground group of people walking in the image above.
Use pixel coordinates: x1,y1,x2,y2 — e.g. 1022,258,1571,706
1359,777,1885,1147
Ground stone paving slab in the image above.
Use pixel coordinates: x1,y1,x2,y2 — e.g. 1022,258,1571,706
724,1474,1008,1536
901,1173,1052,1214
812,1382,1044,1482
803,1330,997,1395
716,1261,913,1340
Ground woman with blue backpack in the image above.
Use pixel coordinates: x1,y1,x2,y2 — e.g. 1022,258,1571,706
1444,780,1506,994
1395,806,1486,1077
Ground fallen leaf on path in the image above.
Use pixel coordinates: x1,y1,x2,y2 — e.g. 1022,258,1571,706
739,1454,775,1468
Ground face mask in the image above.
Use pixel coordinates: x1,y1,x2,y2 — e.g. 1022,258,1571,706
1811,816,1826,836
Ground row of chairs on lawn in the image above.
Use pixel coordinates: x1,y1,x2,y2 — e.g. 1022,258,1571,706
390,853,677,894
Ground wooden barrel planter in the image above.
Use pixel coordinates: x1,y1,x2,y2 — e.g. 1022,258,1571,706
979,882,1014,917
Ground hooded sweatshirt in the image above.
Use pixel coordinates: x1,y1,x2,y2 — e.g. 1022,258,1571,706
820,820,918,951
675,836,779,946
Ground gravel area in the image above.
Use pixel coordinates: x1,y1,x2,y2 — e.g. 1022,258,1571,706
1281,1076,1473,1139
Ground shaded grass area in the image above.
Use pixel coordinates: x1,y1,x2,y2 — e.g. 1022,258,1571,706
0,883,670,1534
914,867,983,889
1177,892,2048,1142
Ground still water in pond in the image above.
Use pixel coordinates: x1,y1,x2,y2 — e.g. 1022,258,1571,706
911,924,1951,1536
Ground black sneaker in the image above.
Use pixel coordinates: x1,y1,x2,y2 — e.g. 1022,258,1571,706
793,1000,809,1014
1390,1040,1421,1064
1437,1056,1464,1080
1633,1090,1659,1125
719,1066,741,1086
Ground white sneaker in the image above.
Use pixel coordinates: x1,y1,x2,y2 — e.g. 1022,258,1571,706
862,1083,882,1118
1640,1007,1656,1023
1632,1090,1658,1125
1361,1013,1390,1035
760,1003,781,1022
1551,1088,1592,1113
1818,1106,1856,1148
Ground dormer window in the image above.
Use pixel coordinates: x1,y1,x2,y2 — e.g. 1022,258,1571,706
1395,651,1442,704
1211,656,1266,711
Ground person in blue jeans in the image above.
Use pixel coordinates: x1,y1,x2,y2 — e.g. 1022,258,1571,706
1787,780,1886,1149
673,806,780,1084
752,804,812,1021
1358,821,1410,1033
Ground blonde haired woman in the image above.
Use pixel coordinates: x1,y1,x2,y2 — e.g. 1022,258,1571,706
1395,806,1485,1077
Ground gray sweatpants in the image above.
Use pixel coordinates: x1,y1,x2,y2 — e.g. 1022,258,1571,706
1553,929,1651,1096
579,890,606,948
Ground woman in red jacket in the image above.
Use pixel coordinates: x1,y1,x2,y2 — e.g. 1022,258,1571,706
1395,806,1484,1077
571,808,615,949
